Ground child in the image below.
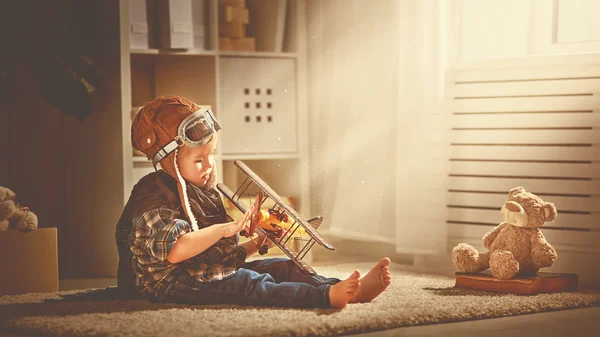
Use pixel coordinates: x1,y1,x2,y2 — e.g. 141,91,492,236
115,96,391,309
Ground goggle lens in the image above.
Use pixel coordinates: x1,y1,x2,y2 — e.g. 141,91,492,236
152,108,222,170
184,118,213,143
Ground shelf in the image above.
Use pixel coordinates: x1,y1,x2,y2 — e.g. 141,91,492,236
130,53,216,109
129,50,297,59
133,153,300,163
130,49,217,56
218,51,298,59
221,153,300,161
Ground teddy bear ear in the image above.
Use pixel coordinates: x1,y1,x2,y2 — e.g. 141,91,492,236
508,186,525,198
0,187,16,201
543,202,557,222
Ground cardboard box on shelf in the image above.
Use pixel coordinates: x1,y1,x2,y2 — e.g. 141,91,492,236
219,37,233,51
220,0,246,8
232,37,255,51
0,228,59,296
219,21,246,37
220,6,249,24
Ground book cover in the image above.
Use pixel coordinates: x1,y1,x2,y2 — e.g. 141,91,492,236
455,271,579,295
249,0,287,52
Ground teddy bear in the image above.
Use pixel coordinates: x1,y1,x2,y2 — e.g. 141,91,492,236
0,186,38,232
452,186,558,280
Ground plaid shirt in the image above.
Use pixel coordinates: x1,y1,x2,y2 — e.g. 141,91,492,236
129,207,246,299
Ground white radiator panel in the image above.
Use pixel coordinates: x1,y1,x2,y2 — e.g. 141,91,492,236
452,96,600,113
451,145,600,161
448,192,600,213
446,54,600,278
448,176,600,195
452,79,600,97
451,129,598,144
450,162,600,179
452,112,600,129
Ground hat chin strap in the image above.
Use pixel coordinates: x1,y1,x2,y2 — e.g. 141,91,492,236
153,138,180,171
173,148,199,231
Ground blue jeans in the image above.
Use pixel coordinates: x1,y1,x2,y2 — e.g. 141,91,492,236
163,258,341,308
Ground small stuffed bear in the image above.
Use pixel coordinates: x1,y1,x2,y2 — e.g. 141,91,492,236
0,186,38,232
452,186,557,280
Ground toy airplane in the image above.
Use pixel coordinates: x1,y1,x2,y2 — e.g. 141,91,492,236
217,160,335,275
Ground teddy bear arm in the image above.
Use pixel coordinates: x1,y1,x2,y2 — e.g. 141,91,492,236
530,230,557,268
483,222,508,249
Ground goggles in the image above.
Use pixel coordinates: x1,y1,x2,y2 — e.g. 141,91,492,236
152,107,222,170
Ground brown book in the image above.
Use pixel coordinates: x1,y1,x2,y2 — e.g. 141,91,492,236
455,270,578,295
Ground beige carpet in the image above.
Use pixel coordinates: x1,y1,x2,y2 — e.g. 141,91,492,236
1,263,599,337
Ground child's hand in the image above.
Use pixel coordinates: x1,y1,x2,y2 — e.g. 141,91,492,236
222,205,254,238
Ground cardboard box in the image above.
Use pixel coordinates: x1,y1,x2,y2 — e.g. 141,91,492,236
220,0,246,8
219,37,233,51
0,228,59,296
219,21,246,37
232,37,255,51
220,6,249,24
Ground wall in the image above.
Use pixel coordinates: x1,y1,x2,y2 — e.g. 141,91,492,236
453,0,600,61
64,1,124,278
0,1,114,278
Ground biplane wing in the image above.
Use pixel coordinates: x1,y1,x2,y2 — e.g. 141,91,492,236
232,160,335,250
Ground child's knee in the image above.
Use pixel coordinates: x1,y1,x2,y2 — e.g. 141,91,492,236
239,268,275,284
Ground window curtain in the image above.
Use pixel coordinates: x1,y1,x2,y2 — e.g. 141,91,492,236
307,0,448,253
395,0,449,255
307,0,399,243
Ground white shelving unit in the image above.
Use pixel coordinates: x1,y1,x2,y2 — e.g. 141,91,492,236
57,0,308,278
119,0,310,260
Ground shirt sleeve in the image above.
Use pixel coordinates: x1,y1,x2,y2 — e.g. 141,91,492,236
131,208,192,262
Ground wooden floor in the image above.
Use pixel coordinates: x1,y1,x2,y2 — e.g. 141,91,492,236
3,254,599,337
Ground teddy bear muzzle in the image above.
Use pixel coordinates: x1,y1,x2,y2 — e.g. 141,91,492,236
501,201,529,227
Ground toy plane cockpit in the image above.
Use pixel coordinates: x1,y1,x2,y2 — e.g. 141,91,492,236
217,160,335,275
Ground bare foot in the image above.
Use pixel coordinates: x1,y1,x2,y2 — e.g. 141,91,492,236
350,257,391,303
329,270,360,309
